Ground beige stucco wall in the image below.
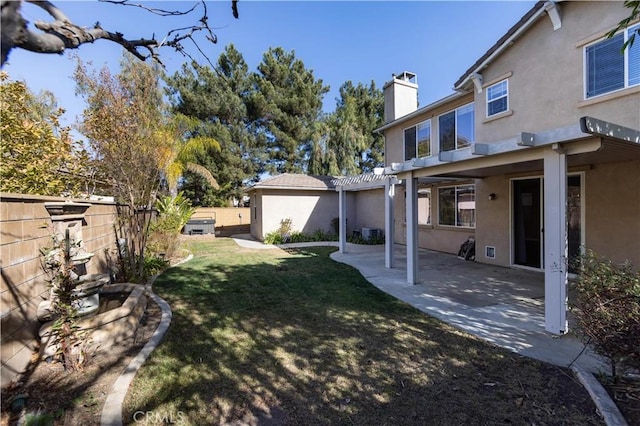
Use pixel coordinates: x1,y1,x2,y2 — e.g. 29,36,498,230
584,160,640,267
258,190,339,238
474,176,512,266
385,2,639,164
351,189,385,233
249,190,264,240
1,194,118,388
476,1,639,142
384,1,640,268
470,159,640,270
384,93,474,166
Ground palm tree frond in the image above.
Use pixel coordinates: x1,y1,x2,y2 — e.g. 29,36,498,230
186,162,219,189
166,162,184,193
180,136,221,160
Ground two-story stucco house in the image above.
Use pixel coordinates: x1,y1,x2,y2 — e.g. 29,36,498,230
336,0,639,335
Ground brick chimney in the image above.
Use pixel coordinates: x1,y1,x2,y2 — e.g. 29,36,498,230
383,71,418,123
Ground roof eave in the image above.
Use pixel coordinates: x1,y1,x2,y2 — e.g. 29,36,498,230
374,91,469,134
454,1,548,90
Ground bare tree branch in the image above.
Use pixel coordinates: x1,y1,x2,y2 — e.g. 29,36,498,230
1,0,239,67
98,0,199,17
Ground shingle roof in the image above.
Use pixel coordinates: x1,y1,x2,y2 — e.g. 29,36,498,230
247,173,338,191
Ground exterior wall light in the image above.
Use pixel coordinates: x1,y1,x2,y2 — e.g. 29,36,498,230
488,193,497,201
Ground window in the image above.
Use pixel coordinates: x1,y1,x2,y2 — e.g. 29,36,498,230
438,185,475,228
486,80,508,116
438,103,474,152
418,188,431,225
404,120,431,160
585,24,640,98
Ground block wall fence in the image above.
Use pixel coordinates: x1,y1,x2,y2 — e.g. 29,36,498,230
0,193,118,388
1,198,250,387
192,207,250,236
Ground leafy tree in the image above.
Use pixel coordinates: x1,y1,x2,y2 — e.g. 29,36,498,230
165,44,265,204
608,0,640,49
253,47,329,174
0,71,87,195
316,81,385,175
73,53,166,280
179,171,219,207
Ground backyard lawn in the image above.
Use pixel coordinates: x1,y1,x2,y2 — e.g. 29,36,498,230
124,238,603,425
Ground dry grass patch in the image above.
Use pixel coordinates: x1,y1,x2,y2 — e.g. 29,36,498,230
123,239,603,425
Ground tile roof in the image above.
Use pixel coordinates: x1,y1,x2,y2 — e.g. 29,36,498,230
248,173,338,191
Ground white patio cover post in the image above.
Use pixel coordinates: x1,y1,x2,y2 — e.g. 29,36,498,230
543,144,569,334
406,176,418,284
385,178,395,268
338,186,347,253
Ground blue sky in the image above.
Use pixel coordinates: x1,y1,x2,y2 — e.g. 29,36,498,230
3,0,536,128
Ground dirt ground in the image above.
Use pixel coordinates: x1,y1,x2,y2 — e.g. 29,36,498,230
1,298,161,426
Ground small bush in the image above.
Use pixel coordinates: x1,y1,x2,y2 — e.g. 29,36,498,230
571,250,640,376
144,254,170,277
263,226,338,245
263,231,283,245
148,192,195,260
348,234,385,245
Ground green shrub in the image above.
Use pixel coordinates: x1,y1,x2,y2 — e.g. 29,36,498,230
153,192,196,233
571,250,640,377
144,254,170,277
263,226,338,245
348,234,385,245
263,231,284,245
148,192,195,260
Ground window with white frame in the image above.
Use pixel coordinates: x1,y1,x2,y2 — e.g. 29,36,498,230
486,80,508,116
438,103,474,152
438,184,475,228
585,24,640,98
418,188,431,225
404,120,431,161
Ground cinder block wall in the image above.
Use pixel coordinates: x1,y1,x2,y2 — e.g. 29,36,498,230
0,193,118,388
192,207,250,227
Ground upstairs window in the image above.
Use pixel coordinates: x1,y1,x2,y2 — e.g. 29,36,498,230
439,103,474,152
486,80,508,116
585,24,640,98
403,119,431,160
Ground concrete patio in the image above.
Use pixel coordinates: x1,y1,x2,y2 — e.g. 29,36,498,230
231,235,609,374
329,243,609,374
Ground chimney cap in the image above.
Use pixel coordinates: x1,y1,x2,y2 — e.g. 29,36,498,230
394,71,417,83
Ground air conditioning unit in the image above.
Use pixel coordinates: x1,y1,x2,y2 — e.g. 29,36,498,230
361,227,382,241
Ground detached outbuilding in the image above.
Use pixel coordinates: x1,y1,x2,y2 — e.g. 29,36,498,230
245,174,340,241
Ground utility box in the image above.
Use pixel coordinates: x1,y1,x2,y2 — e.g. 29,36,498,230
183,218,216,235
361,227,382,241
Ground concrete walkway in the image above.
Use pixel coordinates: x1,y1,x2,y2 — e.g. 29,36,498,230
330,243,609,374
